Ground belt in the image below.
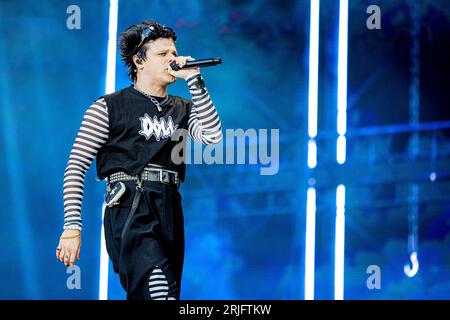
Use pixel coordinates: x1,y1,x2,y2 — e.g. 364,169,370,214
108,168,180,187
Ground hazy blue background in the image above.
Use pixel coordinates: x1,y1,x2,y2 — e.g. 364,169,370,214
0,0,448,299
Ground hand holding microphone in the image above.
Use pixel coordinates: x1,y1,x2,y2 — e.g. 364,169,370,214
170,57,222,71
168,56,222,80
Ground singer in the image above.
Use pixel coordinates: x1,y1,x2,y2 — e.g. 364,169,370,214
56,19,223,300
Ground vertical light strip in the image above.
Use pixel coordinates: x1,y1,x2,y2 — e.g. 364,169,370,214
335,0,348,300
337,0,348,165
105,0,119,94
99,203,109,300
308,0,320,140
335,184,346,300
404,0,421,279
305,187,317,300
305,0,320,300
99,0,119,300
308,139,317,168
336,135,346,164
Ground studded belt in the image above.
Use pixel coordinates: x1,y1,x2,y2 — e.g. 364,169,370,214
108,168,180,187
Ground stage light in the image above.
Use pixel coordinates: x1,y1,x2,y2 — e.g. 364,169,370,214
335,184,346,300
99,0,119,300
305,0,320,300
335,0,348,300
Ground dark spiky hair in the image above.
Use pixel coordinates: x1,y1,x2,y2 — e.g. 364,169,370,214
119,19,177,82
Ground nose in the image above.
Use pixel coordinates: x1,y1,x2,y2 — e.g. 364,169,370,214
167,53,176,62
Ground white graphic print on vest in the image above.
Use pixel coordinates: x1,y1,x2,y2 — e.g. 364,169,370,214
139,113,179,141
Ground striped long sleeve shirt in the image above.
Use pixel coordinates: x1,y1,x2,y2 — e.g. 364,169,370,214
63,76,222,230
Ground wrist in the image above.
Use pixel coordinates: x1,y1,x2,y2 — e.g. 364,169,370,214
60,233,81,240
184,73,201,82
186,74,205,89
63,228,81,235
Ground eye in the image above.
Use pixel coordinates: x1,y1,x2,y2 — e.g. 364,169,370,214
159,53,166,56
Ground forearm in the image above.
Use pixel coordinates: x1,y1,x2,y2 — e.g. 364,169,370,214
63,99,109,230
186,74,223,144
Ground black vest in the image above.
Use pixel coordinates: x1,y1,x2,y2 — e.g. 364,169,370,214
96,85,192,182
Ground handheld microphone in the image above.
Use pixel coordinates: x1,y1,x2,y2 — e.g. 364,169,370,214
170,57,222,71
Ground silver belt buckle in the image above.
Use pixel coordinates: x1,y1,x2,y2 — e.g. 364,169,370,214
152,169,165,185
159,169,170,185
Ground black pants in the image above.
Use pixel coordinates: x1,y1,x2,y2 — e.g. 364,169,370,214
103,180,185,300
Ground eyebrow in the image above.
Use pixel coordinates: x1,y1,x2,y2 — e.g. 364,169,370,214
157,49,178,54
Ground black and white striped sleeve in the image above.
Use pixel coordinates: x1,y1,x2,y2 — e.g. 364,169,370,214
63,98,109,231
186,75,223,144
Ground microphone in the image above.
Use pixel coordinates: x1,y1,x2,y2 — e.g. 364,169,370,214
170,57,222,71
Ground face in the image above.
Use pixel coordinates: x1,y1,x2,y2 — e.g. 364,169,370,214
136,37,178,84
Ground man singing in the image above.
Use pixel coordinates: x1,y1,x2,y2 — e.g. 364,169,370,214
56,19,222,300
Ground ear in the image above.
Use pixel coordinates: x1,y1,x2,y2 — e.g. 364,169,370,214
133,55,143,69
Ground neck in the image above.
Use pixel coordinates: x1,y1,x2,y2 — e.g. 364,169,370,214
134,76,168,97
